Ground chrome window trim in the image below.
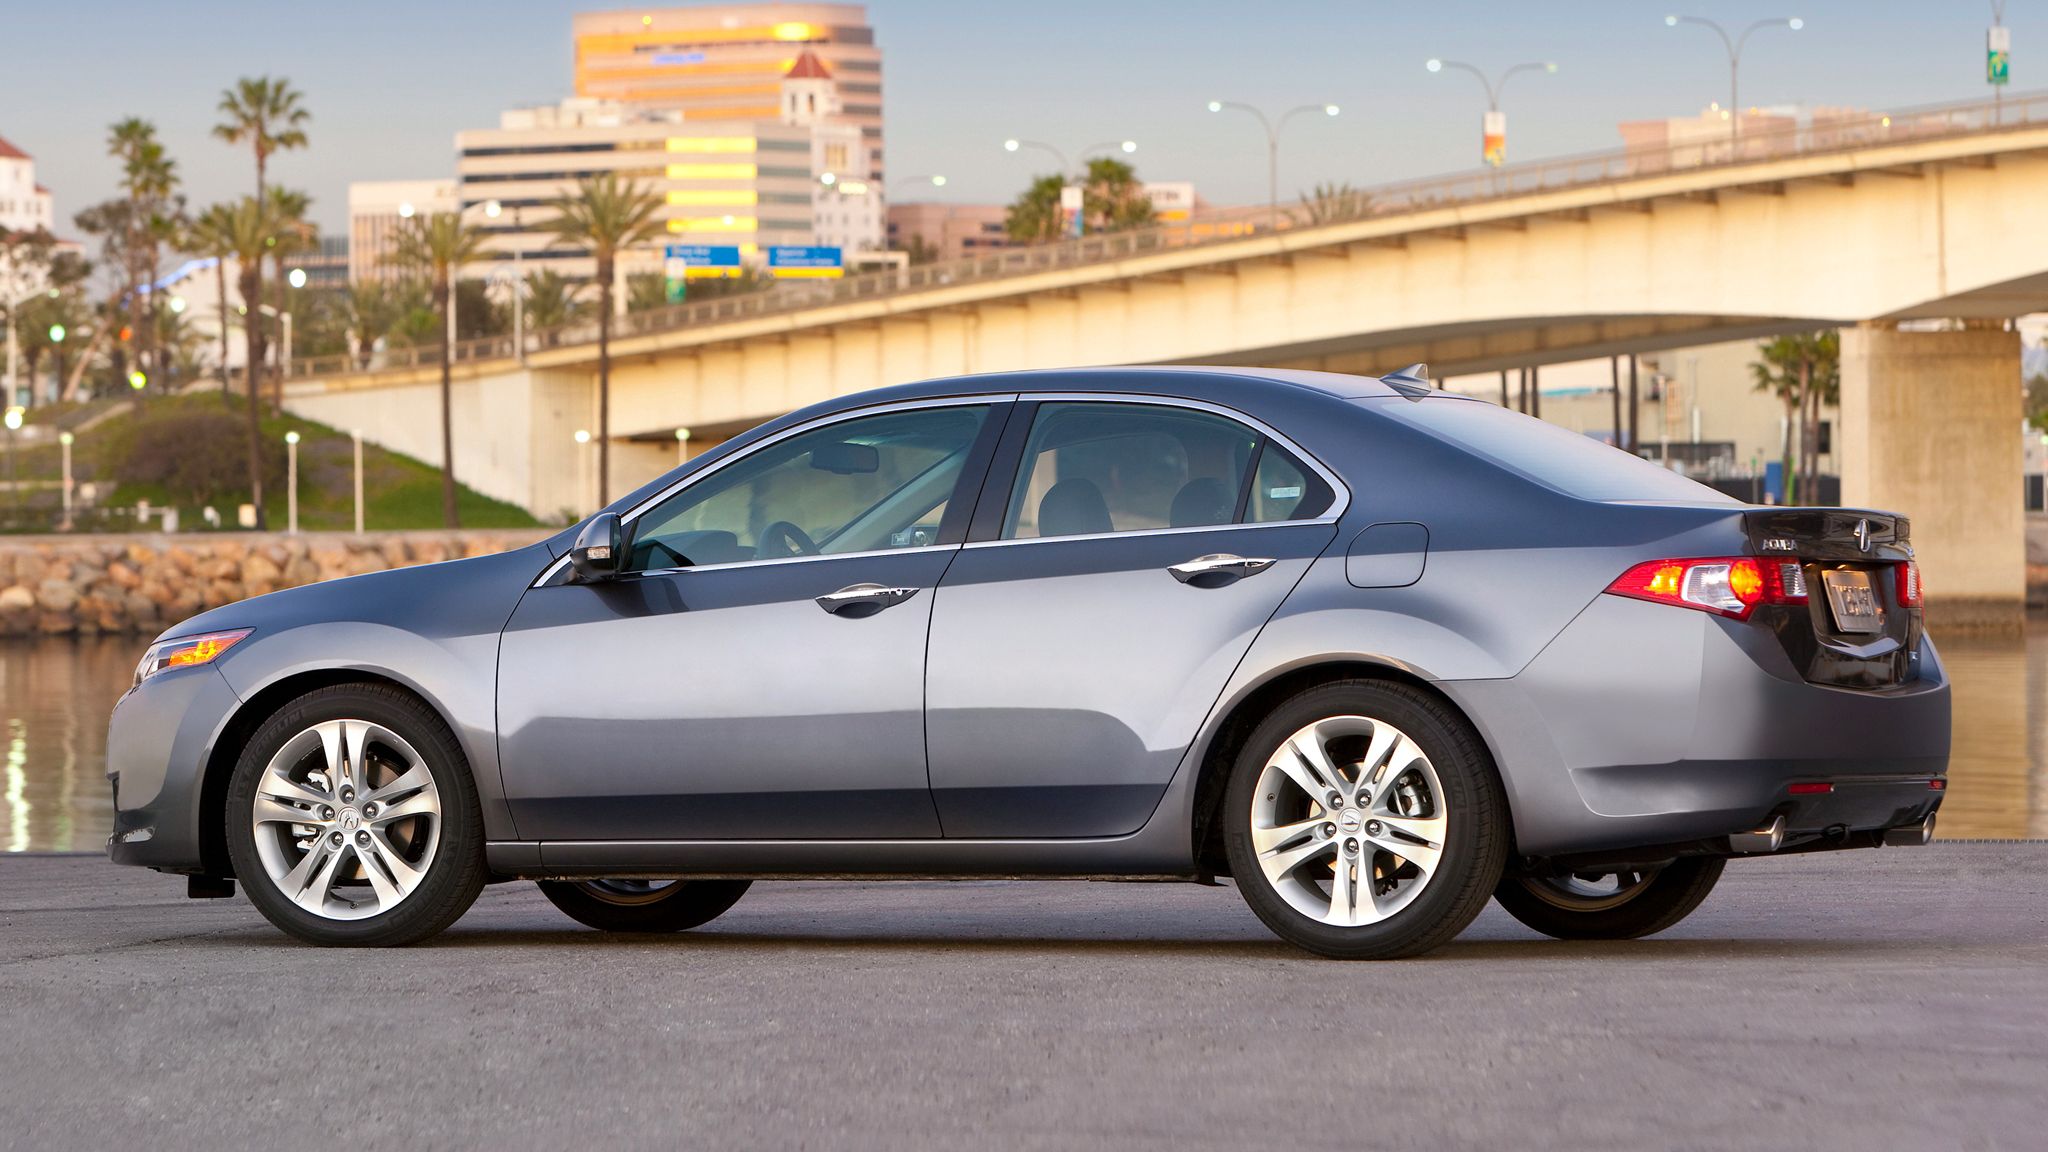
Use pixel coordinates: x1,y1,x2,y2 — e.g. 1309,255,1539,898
534,394,1015,587
987,391,1353,543
619,542,959,579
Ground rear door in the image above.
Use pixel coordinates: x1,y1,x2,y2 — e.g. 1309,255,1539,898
923,397,1344,838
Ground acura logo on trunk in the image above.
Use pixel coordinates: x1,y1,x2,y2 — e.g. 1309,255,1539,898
1854,519,1872,552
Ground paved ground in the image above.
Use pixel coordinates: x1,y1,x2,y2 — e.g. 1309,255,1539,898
2,847,2043,1152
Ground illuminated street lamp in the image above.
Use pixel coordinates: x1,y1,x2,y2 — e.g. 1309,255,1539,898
283,430,301,534
59,430,75,531
287,267,308,290
1424,59,1557,167
891,175,948,196
1664,13,1803,146
675,425,692,465
1206,100,1342,227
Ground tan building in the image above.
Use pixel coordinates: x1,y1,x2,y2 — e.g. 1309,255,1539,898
573,4,883,178
347,179,458,284
886,202,1012,262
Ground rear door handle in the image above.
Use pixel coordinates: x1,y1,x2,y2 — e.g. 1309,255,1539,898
815,583,921,615
1167,554,1276,584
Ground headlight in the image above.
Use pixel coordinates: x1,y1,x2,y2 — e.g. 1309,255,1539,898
134,629,252,687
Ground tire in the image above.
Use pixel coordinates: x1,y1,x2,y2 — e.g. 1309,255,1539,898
1223,679,1508,960
1493,857,1725,941
536,878,752,933
225,683,487,947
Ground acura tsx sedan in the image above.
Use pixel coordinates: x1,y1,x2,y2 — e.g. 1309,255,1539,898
106,366,1949,958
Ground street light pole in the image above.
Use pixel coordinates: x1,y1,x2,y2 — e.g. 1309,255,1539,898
1665,14,1803,149
3,405,21,525
352,429,364,535
1206,102,1342,228
284,430,301,534
1423,59,1557,167
58,430,74,531
485,200,526,363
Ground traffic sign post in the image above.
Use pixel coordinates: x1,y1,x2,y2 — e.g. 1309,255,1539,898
1989,25,2012,87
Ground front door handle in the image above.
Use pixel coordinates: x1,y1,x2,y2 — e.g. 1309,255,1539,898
815,583,921,615
1167,554,1277,585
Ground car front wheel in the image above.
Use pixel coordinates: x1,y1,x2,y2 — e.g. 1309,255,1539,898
536,878,752,933
1223,680,1508,960
225,684,487,947
1493,858,1725,941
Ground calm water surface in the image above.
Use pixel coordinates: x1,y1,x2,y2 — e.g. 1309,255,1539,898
4,629,2043,852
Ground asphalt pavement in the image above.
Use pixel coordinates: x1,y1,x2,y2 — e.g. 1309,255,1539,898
2,845,2043,1151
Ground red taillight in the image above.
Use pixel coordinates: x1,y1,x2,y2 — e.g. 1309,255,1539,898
1605,556,1807,620
1787,782,1835,795
1896,561,1923,608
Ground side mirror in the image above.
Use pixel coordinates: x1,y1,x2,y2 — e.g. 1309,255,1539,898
568,512,623,582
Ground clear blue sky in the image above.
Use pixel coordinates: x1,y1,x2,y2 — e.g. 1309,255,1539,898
1,0,2035,236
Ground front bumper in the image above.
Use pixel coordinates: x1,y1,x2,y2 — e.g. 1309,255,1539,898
1443,595,1950,859
104,665,244,874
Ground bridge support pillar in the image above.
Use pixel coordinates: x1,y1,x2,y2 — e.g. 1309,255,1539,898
1838,323,2025,635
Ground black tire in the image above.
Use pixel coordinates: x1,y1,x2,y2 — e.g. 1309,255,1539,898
1223,679,1508,960
536,879,752,933
1493,857,1725,941
225,684,487,947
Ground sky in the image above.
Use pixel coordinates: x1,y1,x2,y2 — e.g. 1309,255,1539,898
0,0,2038,238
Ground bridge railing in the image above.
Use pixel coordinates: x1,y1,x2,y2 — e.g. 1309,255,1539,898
292,89,2048,381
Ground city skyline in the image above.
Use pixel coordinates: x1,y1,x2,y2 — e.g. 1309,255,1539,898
1,0,2036,236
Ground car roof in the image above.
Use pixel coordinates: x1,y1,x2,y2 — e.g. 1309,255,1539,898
780,366,1425,425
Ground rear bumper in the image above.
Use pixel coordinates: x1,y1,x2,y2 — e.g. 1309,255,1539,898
104,665,242,874
1442,595,1950,858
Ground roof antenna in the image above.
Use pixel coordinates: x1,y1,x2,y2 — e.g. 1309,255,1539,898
1380,363,1434,398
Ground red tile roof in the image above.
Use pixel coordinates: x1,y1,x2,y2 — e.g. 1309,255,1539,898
784,51,832,80
0,135,30,161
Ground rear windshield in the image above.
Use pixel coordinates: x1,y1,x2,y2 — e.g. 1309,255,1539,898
1377,397,1738,503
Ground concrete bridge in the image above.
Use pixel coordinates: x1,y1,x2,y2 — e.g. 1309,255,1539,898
286,93,2048,628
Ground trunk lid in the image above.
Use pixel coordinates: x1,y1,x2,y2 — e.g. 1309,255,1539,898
1742,508,1922,689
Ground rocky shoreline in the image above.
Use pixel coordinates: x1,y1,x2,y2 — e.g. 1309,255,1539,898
0,531,550,637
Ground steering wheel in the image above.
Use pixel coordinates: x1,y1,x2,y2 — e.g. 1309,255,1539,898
757,520,819,559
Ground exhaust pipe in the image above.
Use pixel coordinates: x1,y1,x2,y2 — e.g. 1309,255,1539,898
1882,813,1936,847
1728,815,1786,854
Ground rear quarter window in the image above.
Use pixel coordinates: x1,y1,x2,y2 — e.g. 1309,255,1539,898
1378,397,1738,503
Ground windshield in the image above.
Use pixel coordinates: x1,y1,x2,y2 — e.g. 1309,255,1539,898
1376,397,1738,504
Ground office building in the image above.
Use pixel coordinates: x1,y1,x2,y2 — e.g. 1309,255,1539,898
886,202,1012,262
348,179,458,283
0,134,56,235
573,4,883,177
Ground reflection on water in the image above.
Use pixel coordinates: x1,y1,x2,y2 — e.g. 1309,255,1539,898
2,628,2043,852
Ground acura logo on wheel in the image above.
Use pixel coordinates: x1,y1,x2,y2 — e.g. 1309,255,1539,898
340,809,362,832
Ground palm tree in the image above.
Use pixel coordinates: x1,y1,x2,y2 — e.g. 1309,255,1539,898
341,281,407,370
391,211,489,528
212,77,310,202
1295,182,1372,227
264,186,316,410
107,119,181,397
543,172,666,505
1750,331,1840,505
522,269,588,331
183,204,240,393
1005,158,1156,243
219,195,280,528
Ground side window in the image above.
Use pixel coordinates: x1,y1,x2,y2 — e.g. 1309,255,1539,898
625,405,988,570
1245,443,1332,523
1002,403,1258,540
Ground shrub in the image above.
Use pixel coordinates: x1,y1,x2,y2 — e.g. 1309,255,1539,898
112,410,284,505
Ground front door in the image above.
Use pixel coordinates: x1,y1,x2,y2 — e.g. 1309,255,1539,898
499,402,1001,842
925,399,1341,838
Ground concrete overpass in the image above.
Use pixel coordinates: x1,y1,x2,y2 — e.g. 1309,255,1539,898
286,93,2048,629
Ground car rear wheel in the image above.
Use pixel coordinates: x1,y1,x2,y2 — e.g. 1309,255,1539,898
536,878,752,933
1493,857,1725,940
1223,680,1508,960
225,684,487,947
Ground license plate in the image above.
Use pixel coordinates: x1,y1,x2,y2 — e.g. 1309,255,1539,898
1822,569,1882,634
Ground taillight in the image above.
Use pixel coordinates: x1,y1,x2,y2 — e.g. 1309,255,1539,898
1605,556,1807,620
1896,561,1923,608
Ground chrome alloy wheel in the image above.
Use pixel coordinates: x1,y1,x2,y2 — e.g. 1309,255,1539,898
1249,715,1448,927
1516,870,1652,912
249,718,443,921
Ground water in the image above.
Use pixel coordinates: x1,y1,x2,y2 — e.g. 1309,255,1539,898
3,630,2043,852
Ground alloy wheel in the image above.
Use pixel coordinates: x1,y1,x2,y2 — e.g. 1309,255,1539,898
249,718,444,921
1248,715,1448,927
